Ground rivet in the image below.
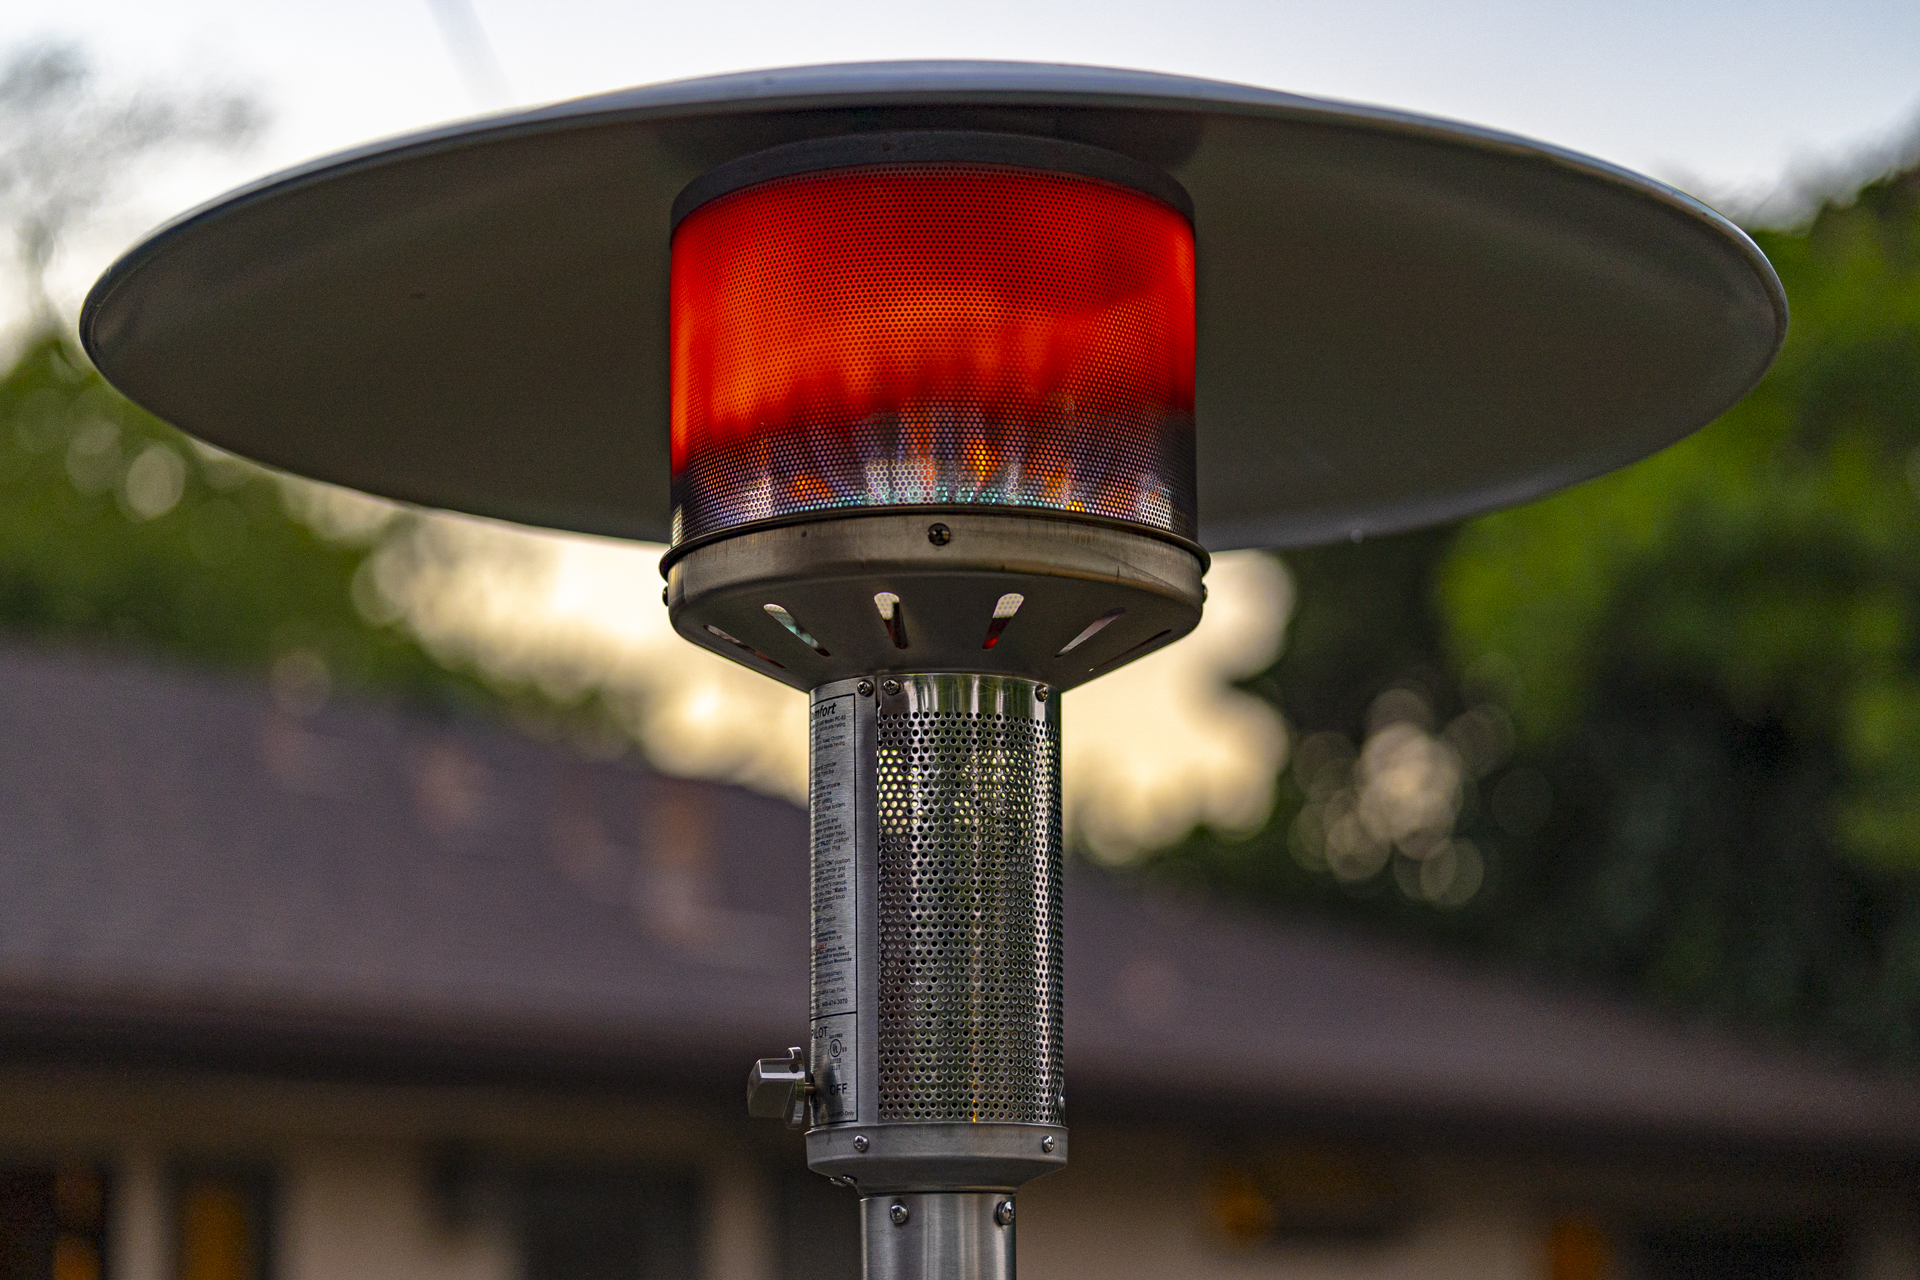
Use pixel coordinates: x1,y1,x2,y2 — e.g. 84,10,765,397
857,680,874,697
1035,686,1050,703
1041,1135,1056,1153
889,1202,910,1226
883,679,901,696
926,522,951,546
661,585,669,606
852,1135,869,1152
995,1199,1015,1227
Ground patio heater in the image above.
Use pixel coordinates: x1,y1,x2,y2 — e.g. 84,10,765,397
81,63,1783,1280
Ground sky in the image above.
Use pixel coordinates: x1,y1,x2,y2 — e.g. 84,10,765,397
27,0,1920,216
6,0,1919,852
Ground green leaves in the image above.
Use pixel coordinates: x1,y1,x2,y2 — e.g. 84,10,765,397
1157,162,1920,1064
0,332,544,723
1440,168,1920,874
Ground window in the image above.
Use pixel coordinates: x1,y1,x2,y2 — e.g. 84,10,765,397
0,1164,107,1280
1201,1146,1406,1245
172,1165,273,1280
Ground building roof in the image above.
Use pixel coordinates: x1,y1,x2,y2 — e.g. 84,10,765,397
1,641,1916,1157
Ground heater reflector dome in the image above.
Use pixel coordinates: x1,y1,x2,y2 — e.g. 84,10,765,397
668,163,1197,548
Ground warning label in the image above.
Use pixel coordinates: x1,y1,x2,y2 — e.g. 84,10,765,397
809,694,859,1121
810,694,857,1019
811,1013,857,1123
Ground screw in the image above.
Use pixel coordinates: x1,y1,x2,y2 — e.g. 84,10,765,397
1041,1135,1056,1153
1035,686,1050,703
857,680,874,697
889,1202,910,1226
926,522,951,546
852,1135,869,1152
995,1200,1015,1227
882,679,901,696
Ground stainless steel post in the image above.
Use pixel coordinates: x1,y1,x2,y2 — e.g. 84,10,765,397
711,514,1201,1279
807,673,1067,1280
863,1193,1015,1280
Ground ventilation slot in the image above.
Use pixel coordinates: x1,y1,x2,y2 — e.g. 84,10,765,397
982,593,1025,650
1057,607,1124,655
1090,628,1173,673
875,592,909,649
703,623,785,669
764,603,830,656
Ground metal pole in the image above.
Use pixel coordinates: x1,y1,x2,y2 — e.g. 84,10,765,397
806,673,1066,1280
863,1193,1015,1280
731,515,1198,1278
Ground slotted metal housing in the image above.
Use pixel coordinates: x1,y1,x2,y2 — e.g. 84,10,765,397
665,511,1205,693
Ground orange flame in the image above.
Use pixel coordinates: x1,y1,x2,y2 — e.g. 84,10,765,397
668,163,1196,542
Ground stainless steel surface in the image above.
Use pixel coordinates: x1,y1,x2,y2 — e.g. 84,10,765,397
864,1193,1014,1280
804,675,1069,1203
875,676,1063,1127
82,61,1783,553
807,1121,1067,1192
669,512,1203,691
809,680,871,1129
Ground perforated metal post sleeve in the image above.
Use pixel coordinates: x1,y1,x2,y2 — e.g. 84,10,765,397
806,674,1065,1203
876,688,1063,1125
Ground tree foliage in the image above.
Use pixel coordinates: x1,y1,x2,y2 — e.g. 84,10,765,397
0,42,521,720
0,333,589,732
1155,162,1920,1065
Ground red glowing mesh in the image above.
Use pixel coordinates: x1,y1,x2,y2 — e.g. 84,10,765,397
669,164,1196,545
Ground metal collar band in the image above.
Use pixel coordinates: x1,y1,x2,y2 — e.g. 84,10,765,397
664,511,1204,692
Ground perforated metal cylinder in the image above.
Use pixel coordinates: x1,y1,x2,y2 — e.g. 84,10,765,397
806,674,1067,1201
669,156,1197,549
877,675,1063,1125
